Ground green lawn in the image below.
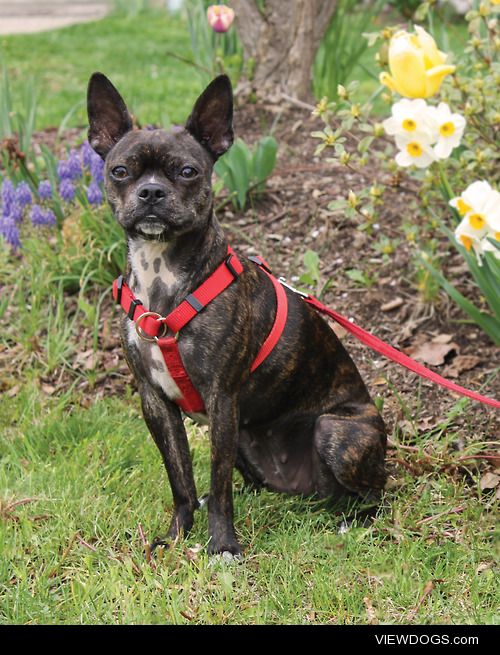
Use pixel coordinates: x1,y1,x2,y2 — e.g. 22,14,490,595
0,9,202,130
1,387,498,624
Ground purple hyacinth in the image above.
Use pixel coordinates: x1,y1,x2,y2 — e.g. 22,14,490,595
87,180,103,205
30,205,56,227
81,141,95,169
90,155,104,184
38,180,52,200
0,216,21,250
1,179,15,214
57,149,82,181
8,203,24,224
16,181,33,207
59,179,76,203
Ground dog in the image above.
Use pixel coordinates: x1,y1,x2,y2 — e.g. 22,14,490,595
87,72,387,557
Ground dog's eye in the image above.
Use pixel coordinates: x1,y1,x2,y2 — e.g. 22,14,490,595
179,166,197,179
111,166,128,179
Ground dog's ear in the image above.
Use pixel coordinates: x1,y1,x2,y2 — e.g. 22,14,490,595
185,75,234,160
87,72,133,159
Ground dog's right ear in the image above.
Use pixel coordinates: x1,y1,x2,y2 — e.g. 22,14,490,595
87,72,133,159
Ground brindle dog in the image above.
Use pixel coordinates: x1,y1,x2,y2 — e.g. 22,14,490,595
87,72,387,557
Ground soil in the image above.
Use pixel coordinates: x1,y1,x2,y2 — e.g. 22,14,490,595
7,100,499,479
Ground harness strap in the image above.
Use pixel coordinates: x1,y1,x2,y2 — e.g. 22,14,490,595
250,266,288,372
162,248,243,334
156,336,205,413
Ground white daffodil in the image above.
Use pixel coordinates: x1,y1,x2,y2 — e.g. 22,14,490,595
426,102,466,159
481,231,500,260
454,215,487,262
382,98,434,137
453,181,500,263
395,131,436,168
449,180,500,231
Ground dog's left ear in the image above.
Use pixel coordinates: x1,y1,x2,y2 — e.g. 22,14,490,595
185,75,234,160
87,72,133,159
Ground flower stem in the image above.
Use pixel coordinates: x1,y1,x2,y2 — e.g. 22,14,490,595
436,162,454,202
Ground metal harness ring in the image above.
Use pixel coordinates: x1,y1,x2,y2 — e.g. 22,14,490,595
135,311,168,342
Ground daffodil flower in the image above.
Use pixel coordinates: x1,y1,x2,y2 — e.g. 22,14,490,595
451,181,500,262
394,131,436,168
449,181,500,230
427,102,466,159
380,26,455,99
382,98,434,137
207,4,235,33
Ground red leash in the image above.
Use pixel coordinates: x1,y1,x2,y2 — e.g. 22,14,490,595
302,294,500,410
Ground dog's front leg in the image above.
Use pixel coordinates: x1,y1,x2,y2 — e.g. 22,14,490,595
139,383,198,546
207,394,241,557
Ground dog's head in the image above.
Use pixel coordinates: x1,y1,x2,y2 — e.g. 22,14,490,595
87,73,233,241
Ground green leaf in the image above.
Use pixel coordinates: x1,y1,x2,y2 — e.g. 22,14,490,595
252,136,277,189
419,256,500,346
303,250,321,284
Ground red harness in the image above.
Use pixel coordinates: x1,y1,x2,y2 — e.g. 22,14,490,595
112,246,287,413
113,246,500,412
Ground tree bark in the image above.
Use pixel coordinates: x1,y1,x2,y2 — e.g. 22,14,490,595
231,0,338,102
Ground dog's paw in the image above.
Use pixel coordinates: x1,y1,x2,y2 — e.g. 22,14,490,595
148,537,173,558
209,550,244,565
207,537,242,559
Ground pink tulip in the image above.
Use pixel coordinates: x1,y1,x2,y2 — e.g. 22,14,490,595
207,4,235,33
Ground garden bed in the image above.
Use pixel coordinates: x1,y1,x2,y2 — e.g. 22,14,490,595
22,99,497,456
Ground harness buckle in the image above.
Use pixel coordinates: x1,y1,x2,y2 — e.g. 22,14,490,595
225,254,240,279
248,255,272,274
115,275,124,305
135,312,168,342
278,277,310,299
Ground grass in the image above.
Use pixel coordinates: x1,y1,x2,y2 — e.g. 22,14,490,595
1,384,498,624
0,8,203,130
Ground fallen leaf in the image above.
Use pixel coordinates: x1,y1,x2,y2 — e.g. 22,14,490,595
480,472,500,491
6,385,19,398
363,596,378,625
329,320,347,339
443,355,481,379
406,339,458,366
476,562,494,575
381,297,404,312
432,333,453,344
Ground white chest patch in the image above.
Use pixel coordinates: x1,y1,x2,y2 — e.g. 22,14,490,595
126,302,183,402
128,240,178,303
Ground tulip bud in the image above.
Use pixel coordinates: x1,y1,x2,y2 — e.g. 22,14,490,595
207,4,235,33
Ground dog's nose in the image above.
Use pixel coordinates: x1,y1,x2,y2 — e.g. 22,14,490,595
137,183,167,205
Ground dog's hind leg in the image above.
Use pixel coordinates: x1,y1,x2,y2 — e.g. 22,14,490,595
313,405,387,497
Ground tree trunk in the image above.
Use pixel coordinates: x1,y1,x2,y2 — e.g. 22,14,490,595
230,0,338,102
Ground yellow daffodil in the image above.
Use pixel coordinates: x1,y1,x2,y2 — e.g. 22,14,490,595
380,26,455,98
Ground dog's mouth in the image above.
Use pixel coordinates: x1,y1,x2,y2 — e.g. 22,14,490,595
134,216,167,237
